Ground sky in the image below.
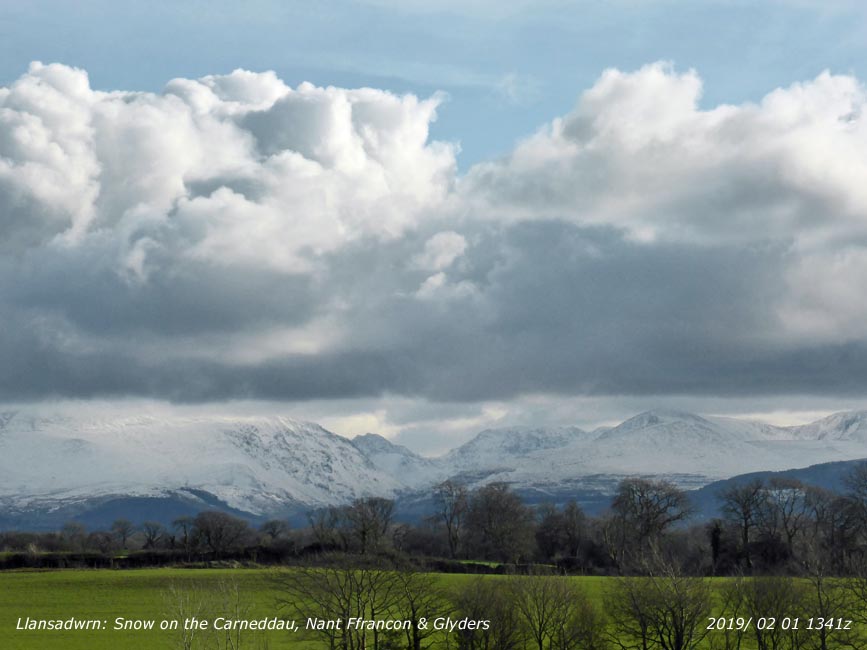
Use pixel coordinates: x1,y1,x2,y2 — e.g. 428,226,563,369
3,1,867,454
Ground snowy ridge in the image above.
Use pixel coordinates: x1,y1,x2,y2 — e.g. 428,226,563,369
0,412,401,516
3,408,867,519
350,434,444,485
444,426,592,471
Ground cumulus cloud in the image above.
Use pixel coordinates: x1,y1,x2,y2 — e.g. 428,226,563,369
412,231,467,271
4,61,867,407
0,62,455,272
462,62,867,342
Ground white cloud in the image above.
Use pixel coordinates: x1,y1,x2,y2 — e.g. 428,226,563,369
412,230,467,270
0,63,457,273
462,63,867,247
462,62,867,342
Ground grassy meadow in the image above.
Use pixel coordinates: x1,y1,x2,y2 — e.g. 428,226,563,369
0,569,612,649
2,567,861,649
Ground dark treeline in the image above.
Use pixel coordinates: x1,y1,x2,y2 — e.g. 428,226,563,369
4,461,867,577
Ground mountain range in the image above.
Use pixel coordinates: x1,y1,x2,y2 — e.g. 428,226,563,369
2,408,867,528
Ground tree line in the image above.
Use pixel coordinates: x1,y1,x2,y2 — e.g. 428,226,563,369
3,461,867,578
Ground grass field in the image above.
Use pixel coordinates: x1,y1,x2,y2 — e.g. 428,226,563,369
1,568,859,650
0,569,615,649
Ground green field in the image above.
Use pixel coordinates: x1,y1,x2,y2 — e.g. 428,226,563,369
1,568,861,650
1,568,289,649
0,569,613,649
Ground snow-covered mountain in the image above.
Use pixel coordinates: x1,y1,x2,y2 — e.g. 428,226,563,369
484,410,867,487
349,433,444,486
0,412,402,518
3,407,867,526
443,426,592,472
789,410,867,442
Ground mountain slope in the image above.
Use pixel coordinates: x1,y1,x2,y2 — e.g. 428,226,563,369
5,408,867,527
0,411,401,518
687,457,867,520
350,433,444,487
462,410,867,494
444,425,592,472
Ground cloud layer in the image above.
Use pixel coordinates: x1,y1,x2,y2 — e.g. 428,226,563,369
3,61,867,404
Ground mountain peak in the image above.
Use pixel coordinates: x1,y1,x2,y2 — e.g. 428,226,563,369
793,410,867,442
446,426,588,469
351,433,415,456
616,409,708,431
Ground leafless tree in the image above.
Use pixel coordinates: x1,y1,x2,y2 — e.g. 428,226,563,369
343,497,395,554
392,566,450,650
259,520,289,544
163,578,270,650
609,478,692,568
509,572,606,650
742,576,806,650
464,482,535,563
764,477,809,557
433,480,468,559
308,507,341,549
606,555,711,650
720,479,765,570
142,521,165,549
448,576,525,650
61,521,87,552
193,511,250,558
111,518,135,548
173,515,195,558
274,554,400,650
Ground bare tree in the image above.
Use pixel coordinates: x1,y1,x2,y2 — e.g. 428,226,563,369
173,515,195,559
433,480,468,559
742,576,806,650
163,578,270,650
61,521,87,552
753,478,809,565
449,576,524,650
141,521,165,549
343,497,395,554
720,479,765,570
193,511,250,558
606,555,711,650
307,507,341,549
537,501,588,562
111,518,135,549
708,574,750,650
610,478,692,568
509,572,606,650
464,482,535,563
274,555,400,650
509,573,574,650
562,500,587,558
392,566,450,650
259,520,289,543
162,581,208,650
87,531,116,554
802,486,861,575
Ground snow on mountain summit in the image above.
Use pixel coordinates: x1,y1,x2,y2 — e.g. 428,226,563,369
791,411,867,442
3,407,867,523
350,433,444,486
0,412,402,516
444,425,591,471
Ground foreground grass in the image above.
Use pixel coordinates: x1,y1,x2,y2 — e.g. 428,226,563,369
0,568,617,649
0,568,292,649
0,567,846,650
